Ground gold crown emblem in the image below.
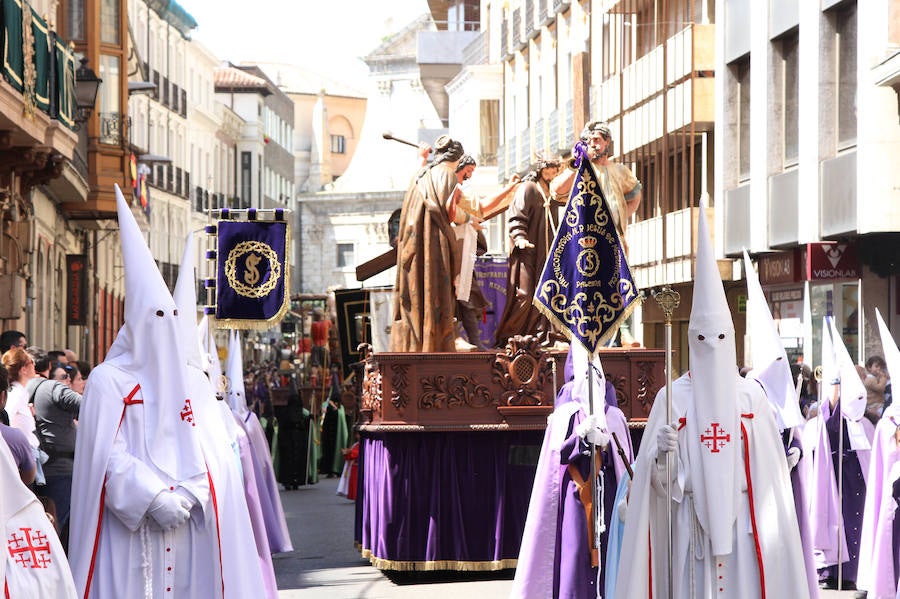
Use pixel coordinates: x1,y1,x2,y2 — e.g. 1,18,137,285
577,236,597,249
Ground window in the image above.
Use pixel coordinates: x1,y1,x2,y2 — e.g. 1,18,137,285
98,55,120,113
735,57,751,180
68,0,85,40
331,135,346,154
782,32,799,164
336,243,354,268
835,3,857,147
479,99,499,165
100,0,119,44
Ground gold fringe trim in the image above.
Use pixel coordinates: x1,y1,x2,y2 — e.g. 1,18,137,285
358,547,517,572
533,293,641,356
214,220,292,330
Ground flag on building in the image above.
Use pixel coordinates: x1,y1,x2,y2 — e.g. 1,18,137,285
534,159,640,355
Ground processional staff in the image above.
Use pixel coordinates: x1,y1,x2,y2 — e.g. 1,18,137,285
652,285,680,599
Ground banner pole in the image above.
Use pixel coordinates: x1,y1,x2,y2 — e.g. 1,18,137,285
653,286,680,599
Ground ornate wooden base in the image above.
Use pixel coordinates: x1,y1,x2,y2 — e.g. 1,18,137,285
358,336,665,430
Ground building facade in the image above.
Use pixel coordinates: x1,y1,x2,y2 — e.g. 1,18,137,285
717,0,900,366
490,0,718,371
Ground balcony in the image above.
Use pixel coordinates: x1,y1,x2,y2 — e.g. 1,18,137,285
0,1,79,201
598,24,715,156
768,169,799,248
525,0,536,40
563,99,575,148
548,109,559,151
630,206,716,287
723,183,751,257
820,150,857,239
534,118,545,157
512,8,522,49
518,128,531,172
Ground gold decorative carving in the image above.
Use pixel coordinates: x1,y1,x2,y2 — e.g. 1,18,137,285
491,335,551,406
419,375,494,410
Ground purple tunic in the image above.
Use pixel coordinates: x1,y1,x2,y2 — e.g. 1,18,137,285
817,399,871,584
785,429,821,598
241,411,293,554
516,373,633,599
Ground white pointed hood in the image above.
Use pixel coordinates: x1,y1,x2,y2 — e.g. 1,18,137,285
226,330,249,418
103,185,204,481
173,231,204,370
686,204,739,556
829,316,867,422
743,250,804,430
875,308,900,418
199,316,226,399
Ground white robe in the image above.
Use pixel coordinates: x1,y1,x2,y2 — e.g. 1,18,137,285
615,374,810,599
69,366,220,598
2,439,76,599
185,365,273,598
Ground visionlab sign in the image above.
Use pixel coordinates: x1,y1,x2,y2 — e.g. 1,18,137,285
805,242,859,281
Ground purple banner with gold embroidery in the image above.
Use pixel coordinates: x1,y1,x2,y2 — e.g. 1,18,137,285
215,217,290,329
533,160,640,355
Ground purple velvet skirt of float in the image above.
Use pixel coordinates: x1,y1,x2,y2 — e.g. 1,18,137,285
355,429,543,569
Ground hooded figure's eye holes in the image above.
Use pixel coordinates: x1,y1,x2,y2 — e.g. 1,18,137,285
155,310,164,317
174,309,179,316
718,333,725,340
698,334,705,341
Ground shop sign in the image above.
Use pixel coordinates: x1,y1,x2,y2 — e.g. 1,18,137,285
758,251,799,285
66,254,88,325
806,242,859,280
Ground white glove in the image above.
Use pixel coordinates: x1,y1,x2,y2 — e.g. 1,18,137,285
575,414,610,447
616,496,628,522
786,447,801,471
173,486,198,511
657,423,679,456
148,491,192,531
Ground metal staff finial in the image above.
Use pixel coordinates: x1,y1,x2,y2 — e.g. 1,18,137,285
652,284,680,599
652,286,681,322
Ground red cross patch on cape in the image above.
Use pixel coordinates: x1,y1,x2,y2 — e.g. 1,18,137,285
180,398,196,426
699,422,731,453
7,527,52,568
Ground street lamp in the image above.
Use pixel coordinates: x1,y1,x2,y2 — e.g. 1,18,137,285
74,57,102,128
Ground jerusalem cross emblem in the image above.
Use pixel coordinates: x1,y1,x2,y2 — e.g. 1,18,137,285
699,422,731,454
180,399,196,426
7,527,52,568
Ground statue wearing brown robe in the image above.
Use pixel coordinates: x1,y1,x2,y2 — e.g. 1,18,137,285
390,158,460,352
494,161,562,347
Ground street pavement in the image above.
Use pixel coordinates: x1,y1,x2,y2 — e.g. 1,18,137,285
274,476,860,598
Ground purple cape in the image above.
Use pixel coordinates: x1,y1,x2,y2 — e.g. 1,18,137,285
511,370,633,599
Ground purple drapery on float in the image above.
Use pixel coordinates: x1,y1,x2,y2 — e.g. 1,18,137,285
473,258,508,349
354,430,543,570
534,157,640,354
